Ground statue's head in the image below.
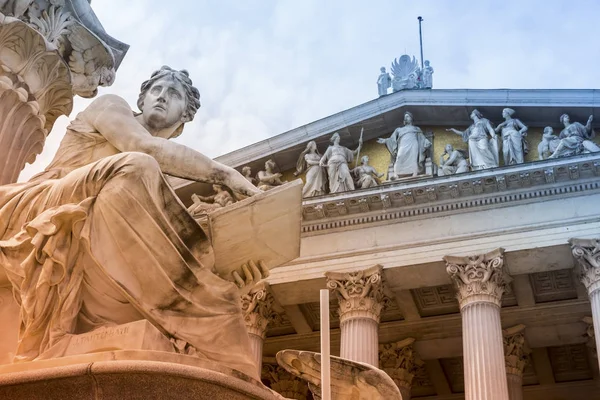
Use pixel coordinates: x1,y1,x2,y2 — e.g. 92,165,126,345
404,111,414,125
265,159,276,172
380,67,386,73
424,60,430,66
242,166,252,176
560,114,570,126
361,155,369,164
307,140,317,152
470,109,483,120
544,126,554,135
445,144,453,153
137,66,201,138
502,108,515,119
330,132,341,144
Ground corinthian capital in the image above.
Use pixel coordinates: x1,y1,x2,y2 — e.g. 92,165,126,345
570,238,600,296
240,282,277,338
325,265,391,323
444,248,509,308
503,324,530,376
379,338,421,392
262,363,309,400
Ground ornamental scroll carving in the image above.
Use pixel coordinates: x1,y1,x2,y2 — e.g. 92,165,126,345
240,283,279,338
325,265,391,324
262,363,309,400
444,248,510,307
570,238,600,296
379,338,423,392
503,324,531,376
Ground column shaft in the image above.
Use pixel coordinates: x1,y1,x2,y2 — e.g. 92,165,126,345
589,291,600,371
340,317,379,366
506,373,523,400
462,301,508,400
248,333,264,373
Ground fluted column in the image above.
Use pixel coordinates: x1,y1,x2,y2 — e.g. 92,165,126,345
379,338,420,400
570,238,600,371
445,248,510,400
262,363,309,400
326,265,390,367
241,283,277,375
503,325,530,400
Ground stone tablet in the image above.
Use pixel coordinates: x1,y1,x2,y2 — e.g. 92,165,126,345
207,179,303,282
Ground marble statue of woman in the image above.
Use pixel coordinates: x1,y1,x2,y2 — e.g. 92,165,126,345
422,60,434,89
377,111,431,179
438,144,470,176
319,132,362,193
447,109,499,170
538,126,561,160
257,159,285,190
352,155,384,189
242,165,256,185
0,66,264,379
377,67,391,97
548,114,600,158
294,141,327,197
494,108,528,165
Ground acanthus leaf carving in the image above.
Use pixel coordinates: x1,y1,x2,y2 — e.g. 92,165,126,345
378,338,423,391
503,324,531,376
240,283,279,338
570,238,600,296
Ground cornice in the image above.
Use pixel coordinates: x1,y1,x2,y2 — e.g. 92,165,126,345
301,153,600,234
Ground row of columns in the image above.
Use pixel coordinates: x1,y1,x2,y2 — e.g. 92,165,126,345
242,239,600,400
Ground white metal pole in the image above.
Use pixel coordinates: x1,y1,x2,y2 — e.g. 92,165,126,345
320,289,331,400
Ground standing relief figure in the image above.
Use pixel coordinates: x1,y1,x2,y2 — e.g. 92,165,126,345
447,109,499,170
495,108,528,165
294,141,327,197
377,67,391,97
537,127,561,160
421,60,434,89
352,155,384,189
319,132,362,194
438,144,470,176
377,111,431,179
548,114,599,158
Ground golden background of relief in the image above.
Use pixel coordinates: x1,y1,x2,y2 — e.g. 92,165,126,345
279,125,600,184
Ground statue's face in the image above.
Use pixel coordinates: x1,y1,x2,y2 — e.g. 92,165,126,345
562,115,570,125
404,113,412,124
445,144,453,153
141,77,187,131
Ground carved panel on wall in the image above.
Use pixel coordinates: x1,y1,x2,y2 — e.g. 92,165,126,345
529,269,577,303
502,283,518,307
298,300,340,330
266,311,296,337
380,297,404,323
411,363,437,398
522,359,539,386
411,284,460,317
439,357,464,393
548,344,593,383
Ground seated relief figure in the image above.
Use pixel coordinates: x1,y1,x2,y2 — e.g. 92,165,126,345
320,132,362,194
377,111,431,179
294,141,327,197
447,109,499,170
438,144,470,176
548,114,599,158
0,66,266,379
242,165,256,185
495,108,528,165
256,159,286,190
538,126,561,160
352,155,384,189
187,184,234,217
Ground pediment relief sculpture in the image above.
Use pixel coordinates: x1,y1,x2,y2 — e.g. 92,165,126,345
319,132,363,194
447,109,499,171
257,159,286,191
548,114,599,159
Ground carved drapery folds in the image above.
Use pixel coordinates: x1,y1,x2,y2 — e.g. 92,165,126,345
262,363,309,400
570,238,600,296
503,324,531,376
325,265,391,323
444,248,510,307
379,338,421,398
241,283,279,339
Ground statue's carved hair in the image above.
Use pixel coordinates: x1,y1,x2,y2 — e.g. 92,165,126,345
138,66,201,138
560,114,570,124
503,108,515,117
471,109,483,119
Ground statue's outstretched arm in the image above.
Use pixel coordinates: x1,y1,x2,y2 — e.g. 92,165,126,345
90,95,259,197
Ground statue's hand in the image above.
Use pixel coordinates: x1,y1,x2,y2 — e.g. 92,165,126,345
588,115,594,124
376,138,386,144
233,260,270,294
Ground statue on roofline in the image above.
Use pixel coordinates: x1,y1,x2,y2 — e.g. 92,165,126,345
0,65,274,379
548,114,600,158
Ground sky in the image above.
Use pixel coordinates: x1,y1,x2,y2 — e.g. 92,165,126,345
18,0,600,181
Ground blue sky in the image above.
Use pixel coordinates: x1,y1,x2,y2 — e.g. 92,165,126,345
19,0,600,180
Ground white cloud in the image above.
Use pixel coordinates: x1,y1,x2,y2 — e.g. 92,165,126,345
18,0,600,181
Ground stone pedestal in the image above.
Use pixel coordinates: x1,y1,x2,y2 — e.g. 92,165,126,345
445,248,510,400
262,363,309,400
379,338,419,400
503,324,530,400
0,351,284,400
326,265,390,367
241,283,278,375
570,238,600,371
